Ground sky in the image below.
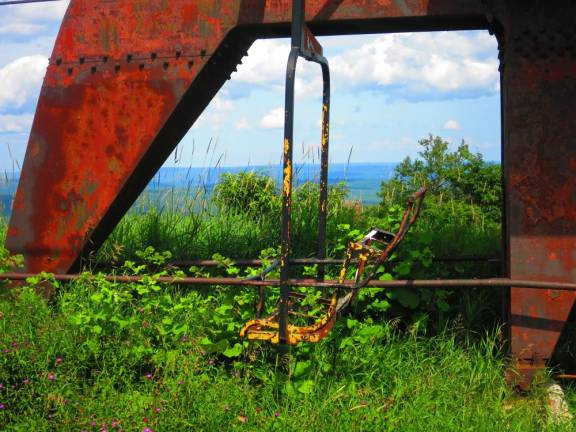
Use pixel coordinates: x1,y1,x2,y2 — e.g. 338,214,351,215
0,1,501,171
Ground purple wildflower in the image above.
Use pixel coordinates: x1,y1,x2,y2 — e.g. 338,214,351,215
143,428,153,432
48,372,55,381
177,380,183,386
145,373,152,380
207,359,215,366
0,383,3,389
0,403,5,410
56,357,63,365
181,335,188,342
23,379,30,385
274,411,281,418
111,420,118,428
155,407,161,414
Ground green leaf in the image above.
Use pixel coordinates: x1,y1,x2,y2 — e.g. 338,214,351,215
297,380,315,394
394,288,420,309
346,318,359,329
171,324,188,336
293,360,312,378
356,325,385,340
222,343,243,358
378,272,394,281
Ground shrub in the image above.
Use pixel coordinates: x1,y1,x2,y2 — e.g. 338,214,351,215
213,171,279,217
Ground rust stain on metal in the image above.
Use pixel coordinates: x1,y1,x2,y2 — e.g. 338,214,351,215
12,0,576,386
7,0,485,274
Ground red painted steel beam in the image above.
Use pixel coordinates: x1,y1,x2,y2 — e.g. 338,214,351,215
484,0,576,388
6,0,487,274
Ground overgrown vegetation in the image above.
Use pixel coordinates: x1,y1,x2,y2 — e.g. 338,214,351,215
1,136,574,430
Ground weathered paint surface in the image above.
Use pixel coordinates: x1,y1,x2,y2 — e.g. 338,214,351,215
7,0,485,274
485,0,576,386
11,0,576,384
5,0,487,361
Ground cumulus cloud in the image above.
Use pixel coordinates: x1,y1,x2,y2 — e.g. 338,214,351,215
0,22,44,35
232,31,498,102
235,118,251,130
330,32,499,100
0,55,48,112
193,95,234,130
260,107,284,129
0,113,33,133
8,1,69,21
231,39,324,99
443,120,461,130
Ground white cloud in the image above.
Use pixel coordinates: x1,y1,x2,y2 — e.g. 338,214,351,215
0,113,33,133
0,22,44,35
330,32,499,100
232,32,498,102
231,39,323,100
193,95,234,130
443,120,461,130
0,55,47,112
260,107,284,129
235,118,251,130
8,1,69,21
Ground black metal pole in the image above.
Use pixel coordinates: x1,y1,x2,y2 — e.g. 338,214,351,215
279,0,305,345
317,61,330,281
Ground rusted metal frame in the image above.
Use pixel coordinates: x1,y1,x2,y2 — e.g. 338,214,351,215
6,1,489,277
4,272,576,292
317,59,330,282
280,0,330,344
354,187,427,289
279,0,304,345
481,0,576,388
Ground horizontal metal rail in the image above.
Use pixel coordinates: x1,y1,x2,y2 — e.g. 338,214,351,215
163,256,502,268
2,273,576,291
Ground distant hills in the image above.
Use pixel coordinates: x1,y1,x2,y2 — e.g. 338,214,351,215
0,163,398,217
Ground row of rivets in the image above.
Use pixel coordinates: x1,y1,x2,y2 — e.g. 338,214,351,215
53,50,209,68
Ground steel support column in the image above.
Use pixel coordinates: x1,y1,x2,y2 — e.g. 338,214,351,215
487,0,576,387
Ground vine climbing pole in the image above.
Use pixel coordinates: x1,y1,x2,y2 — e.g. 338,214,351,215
4,0,576,387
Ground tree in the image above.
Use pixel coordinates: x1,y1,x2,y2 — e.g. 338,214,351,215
378,135,502,223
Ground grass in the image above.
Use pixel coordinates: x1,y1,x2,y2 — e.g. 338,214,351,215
2,169,572,431
1,284,573,431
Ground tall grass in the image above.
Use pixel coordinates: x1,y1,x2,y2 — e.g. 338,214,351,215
0,285,573,431
0,218,6,244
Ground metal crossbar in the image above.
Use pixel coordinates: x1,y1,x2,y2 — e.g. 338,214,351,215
2,273,576,291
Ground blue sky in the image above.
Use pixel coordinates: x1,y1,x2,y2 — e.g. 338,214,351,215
0,1,501,171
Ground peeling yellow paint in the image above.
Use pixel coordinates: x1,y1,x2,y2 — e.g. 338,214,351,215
283,161,292,197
